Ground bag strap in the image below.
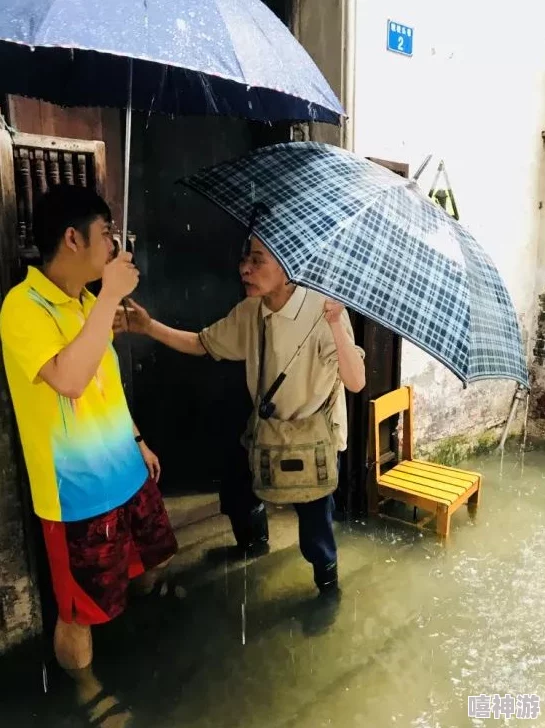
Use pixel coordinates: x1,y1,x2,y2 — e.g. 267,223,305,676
256,305,339,415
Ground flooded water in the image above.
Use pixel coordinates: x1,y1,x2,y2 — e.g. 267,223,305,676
2,446,545,727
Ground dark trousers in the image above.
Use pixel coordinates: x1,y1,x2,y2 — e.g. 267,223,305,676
220,445,337,570
293,494,337,568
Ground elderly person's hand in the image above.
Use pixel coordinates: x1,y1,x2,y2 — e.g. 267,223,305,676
323,298,345,325
113,298,152,336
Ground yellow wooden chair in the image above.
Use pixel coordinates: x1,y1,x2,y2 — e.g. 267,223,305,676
367,386,482,537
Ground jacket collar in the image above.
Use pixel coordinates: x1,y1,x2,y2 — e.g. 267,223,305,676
262,285,306,320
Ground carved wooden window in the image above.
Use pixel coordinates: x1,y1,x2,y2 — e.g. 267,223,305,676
10,133,106,264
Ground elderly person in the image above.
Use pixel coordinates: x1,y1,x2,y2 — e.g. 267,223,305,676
115,235,365,594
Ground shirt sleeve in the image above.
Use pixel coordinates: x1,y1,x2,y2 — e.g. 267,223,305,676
198,302,249,362
318,308,366,365
0,291,66,384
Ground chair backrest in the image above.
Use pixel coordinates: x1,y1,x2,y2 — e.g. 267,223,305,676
369,386,414,482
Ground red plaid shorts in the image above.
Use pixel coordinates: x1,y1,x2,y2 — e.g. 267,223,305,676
41,478,178,625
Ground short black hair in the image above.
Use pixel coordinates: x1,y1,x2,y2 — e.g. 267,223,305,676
33,185,112,263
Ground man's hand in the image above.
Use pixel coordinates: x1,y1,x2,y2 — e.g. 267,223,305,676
113,298,152,335
323,298,345,325
101,252,139,302
138,441,161,482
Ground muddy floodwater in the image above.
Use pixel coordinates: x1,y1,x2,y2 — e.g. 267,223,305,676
2,446,545,727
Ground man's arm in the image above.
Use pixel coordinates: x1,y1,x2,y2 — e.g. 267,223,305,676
113,299,206,356
148,319,206,356
329,320,366,393
39,252,139,399
323,300,366,393
132,421,161,481
40,294,123,398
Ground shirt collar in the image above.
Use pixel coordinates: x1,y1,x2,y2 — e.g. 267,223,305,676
26,266,92,306
262,285,306,320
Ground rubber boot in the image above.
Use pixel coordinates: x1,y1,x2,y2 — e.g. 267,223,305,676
313,561,339,594
229,504,269,555
249,503,269,551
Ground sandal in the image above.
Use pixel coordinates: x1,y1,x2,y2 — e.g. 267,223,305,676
76,688,133,727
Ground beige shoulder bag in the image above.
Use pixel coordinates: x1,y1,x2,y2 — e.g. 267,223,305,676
246,309,340,504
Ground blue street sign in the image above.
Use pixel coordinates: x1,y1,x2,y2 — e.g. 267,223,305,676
387,20,414,57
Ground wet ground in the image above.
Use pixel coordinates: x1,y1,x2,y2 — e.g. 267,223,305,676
2,446,545,728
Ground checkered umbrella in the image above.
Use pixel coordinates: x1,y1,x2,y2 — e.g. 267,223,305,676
184,142,529,388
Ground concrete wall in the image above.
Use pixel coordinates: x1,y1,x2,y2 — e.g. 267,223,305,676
292,0,348,147
354,0,545,455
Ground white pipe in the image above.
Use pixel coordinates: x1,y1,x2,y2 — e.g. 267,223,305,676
342,0,356,152
498,384,525,451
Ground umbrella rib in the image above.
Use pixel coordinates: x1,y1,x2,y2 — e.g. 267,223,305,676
33,3,59,47
292,179,415,285
214,0,247,85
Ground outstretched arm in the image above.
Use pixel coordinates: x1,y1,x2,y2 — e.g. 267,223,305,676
114,299,206,356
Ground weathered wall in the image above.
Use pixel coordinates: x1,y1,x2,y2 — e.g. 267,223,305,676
0,122,41,652
0,372,41,652
354,0,545,455
528,132,545,437
292,0,347,147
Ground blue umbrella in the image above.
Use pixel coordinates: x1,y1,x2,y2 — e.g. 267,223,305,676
0,0,344,247
0,0,343,124
183,142,529,389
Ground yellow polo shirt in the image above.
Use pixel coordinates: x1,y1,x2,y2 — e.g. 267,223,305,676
199,286,365,451
0,267,147,522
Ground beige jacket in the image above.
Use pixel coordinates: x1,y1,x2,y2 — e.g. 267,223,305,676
199,286,364,451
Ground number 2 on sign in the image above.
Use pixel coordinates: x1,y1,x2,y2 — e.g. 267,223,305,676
397,36,404,51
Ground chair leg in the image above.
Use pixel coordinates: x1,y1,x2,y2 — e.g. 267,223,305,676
367,473,380,515
468,483,481,510
436,505,451,537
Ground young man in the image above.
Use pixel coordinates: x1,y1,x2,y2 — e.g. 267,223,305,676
0,186,177,722
115,235,364,595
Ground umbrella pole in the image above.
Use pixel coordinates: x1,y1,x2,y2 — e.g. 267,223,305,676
121,60,134,403
122,58,133,252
